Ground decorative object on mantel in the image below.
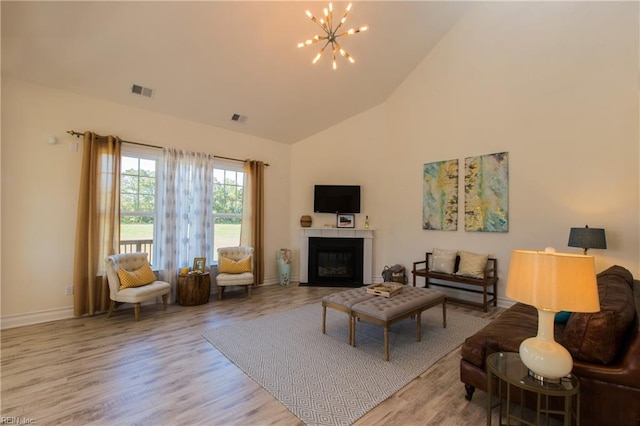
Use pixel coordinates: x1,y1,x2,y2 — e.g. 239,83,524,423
300,215,312,227
337,213,355,228
568,225,607,255
506,247,599,383
297,1,369,70
423,159,458,230
464,152,509,232
365,215,370,229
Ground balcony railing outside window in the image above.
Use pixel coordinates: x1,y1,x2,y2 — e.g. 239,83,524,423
120,239,154,265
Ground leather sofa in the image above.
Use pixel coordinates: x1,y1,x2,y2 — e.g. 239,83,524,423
460,265,640,425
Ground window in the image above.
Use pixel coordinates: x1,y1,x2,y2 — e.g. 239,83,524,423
120,145,161,265
212,165,244,261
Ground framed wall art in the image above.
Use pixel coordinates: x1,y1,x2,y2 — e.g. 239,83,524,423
336,214,355,228
423,159,458,231
192,257,206,273
464,152,509,232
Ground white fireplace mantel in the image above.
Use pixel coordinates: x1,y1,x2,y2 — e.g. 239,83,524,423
299,228,374,285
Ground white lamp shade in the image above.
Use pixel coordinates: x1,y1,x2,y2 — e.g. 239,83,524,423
506,249,600,313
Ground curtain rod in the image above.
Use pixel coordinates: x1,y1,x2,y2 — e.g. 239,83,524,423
66,130,269,166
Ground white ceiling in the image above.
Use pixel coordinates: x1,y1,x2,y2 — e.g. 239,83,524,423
2,1,470,144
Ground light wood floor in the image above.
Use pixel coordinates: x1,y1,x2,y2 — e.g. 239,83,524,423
1,285,503,425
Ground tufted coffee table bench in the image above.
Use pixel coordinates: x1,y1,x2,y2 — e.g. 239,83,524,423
322,287,375,345
351,286,446,361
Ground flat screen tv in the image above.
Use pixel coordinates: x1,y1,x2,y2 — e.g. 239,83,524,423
314,185,361,213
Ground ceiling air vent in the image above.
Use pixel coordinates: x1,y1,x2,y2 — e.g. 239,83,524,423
131,84,154,98
230,113,247,124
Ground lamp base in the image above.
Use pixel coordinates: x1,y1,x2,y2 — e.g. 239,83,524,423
519,309,573,382
527,369,562,384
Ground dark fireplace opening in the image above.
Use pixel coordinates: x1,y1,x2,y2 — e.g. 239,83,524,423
308,237,364,287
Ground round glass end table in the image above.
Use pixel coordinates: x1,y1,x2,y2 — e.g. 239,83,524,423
486,352,580,426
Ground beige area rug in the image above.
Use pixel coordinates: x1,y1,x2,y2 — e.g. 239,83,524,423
202,302,490,426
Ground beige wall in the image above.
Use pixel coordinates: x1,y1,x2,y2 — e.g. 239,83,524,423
1,77,291,323
290,2,640,302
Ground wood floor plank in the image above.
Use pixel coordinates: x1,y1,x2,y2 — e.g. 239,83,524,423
1,285,502,425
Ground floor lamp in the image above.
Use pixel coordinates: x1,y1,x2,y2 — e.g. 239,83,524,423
506,248,600,382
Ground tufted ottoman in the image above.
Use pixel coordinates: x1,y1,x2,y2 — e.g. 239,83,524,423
351,286,446,361
322,287,375,345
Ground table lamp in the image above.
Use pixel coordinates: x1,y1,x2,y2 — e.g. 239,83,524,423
506,248,600,383
568,225,606,255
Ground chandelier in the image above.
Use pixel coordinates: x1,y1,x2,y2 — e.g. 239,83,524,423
297,2,368,70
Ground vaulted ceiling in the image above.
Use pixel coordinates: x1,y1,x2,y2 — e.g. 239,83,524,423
2,1,470,144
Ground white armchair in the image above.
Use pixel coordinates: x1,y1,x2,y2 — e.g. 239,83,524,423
105,253,171,321
216,246,254,300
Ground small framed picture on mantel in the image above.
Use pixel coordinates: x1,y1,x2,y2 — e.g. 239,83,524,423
337,214,355,228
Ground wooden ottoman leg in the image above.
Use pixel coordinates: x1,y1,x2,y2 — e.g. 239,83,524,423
322,305,327,334
384,325,390,361
350,313,358,346
352,315,357,347
162,294,168,311
416,311,422,342
442,299,447,328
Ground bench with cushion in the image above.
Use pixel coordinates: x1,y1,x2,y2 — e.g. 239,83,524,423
412,249,497,312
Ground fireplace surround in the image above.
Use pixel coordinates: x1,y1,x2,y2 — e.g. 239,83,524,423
299,228,373,286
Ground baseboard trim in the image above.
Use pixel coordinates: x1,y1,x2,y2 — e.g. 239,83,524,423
1,307,75,330
3,277,284,329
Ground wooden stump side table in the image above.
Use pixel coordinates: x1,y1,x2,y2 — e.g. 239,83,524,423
177,272,211,306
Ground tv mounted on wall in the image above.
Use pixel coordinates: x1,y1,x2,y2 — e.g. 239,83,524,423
313,185,361,213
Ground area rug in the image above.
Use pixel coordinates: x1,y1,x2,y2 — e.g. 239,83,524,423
202,303,490,426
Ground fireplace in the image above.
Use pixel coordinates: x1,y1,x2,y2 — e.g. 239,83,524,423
308,237,363,286
299,228,373,286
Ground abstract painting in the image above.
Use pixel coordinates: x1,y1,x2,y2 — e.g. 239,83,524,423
423,159,458,230
464,152,509,232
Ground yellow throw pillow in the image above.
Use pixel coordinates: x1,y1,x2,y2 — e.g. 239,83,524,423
218,255,252,274
118,263,157,290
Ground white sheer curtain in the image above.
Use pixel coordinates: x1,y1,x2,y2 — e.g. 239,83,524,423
156,148,215,299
